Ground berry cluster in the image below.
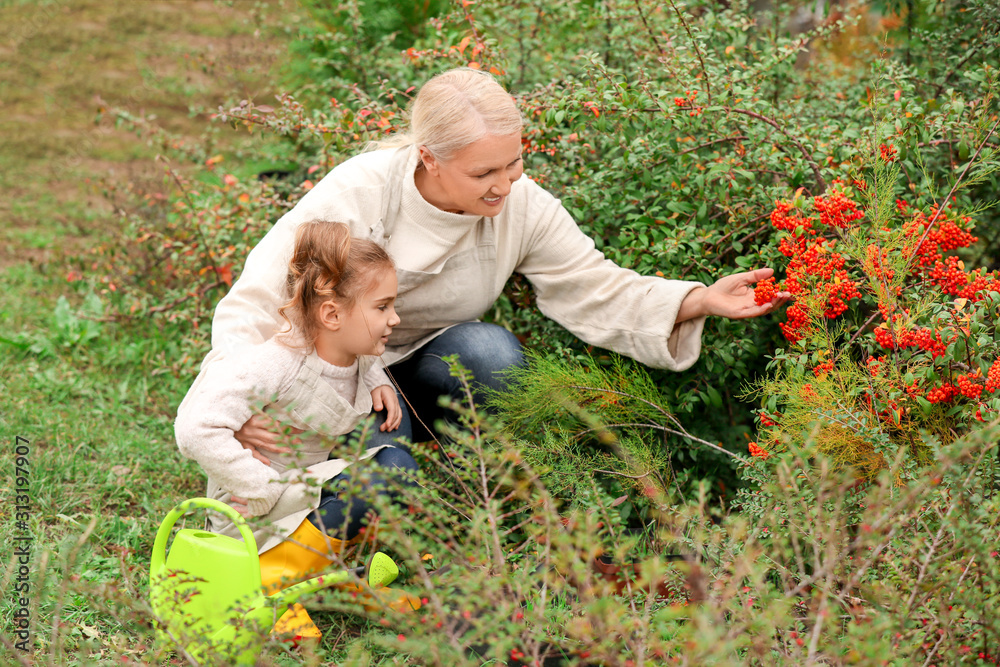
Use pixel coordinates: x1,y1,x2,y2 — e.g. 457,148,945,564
814,188,864,229
770,199,814,233
925,383,958,404
672,90,702,116
873,323,949,358
757,183,1000,477
768,183,864,343
754,276,778,306
986,359,1000,393
905,211,977,263
748,442,771,459
956,372,984,400
878,143,898,162
813,359,834,377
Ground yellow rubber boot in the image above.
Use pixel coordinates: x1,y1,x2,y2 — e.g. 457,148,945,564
259,519,353,642
273,603,322,644
259,518,351,593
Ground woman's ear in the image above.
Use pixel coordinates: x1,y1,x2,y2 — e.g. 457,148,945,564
317,300,342,332
418,145,439,176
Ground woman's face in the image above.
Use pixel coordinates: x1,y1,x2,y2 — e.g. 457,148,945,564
418,132,524,217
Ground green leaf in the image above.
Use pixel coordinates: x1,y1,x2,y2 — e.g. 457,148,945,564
704,385,723,408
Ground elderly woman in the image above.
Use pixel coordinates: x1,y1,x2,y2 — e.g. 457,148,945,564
205,67,787,455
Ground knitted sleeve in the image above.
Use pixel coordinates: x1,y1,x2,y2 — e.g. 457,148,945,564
513,177,707,371
174,341,303,517
362,359,392,391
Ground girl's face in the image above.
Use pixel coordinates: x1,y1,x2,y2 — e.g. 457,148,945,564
417,132,524,217
317,268,400,366
340,269,400,359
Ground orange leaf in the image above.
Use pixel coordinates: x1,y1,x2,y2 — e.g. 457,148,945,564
468,61,481,70
457,36,471,55
217,263,234,287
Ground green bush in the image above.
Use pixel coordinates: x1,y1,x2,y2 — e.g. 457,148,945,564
93,0,999,469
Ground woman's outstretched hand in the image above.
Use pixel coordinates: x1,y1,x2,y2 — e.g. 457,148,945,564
677,267,791,322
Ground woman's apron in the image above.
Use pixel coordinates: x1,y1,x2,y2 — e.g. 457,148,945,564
371,148,502,366
207,353,388,554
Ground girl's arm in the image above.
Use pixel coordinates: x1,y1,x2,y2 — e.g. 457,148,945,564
174,342,300,516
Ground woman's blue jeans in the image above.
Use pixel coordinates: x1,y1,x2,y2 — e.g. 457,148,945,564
364,321,525,448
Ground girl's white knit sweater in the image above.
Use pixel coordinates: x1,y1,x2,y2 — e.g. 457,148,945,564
174,338,390,517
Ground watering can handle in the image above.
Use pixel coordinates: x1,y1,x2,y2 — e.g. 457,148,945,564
150,497,259,575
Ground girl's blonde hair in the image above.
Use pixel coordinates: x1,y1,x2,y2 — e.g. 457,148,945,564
374,67,523,161
278,220,394,342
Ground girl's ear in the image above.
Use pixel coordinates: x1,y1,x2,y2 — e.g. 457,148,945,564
317,300,342,332
418,145,439,176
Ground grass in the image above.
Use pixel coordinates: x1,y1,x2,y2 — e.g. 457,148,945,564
0,0,296,268
0,266,205,662
0,1,307,663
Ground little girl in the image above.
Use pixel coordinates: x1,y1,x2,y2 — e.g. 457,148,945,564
174,220,418,593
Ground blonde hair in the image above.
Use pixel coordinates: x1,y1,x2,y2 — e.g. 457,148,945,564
279,221,394,342
375,67,523,161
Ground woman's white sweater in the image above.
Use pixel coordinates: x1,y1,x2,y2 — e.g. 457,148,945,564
205,145,707,371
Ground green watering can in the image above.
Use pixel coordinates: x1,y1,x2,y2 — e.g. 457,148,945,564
149,497,399,665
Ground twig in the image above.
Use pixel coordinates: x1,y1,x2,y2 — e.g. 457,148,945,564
947,556,977,604
920,625,949,667
716,107,826,193
579,421,743,460
160,159,223,279
678,134,748,156
147,280,224,315
903,498,957,616
633,0,666,57
845,310,882,348
902,116,1000,274
697,213,770,264
0,634,32,666
933,42,995,98
563,384,673,421
805,578,828,663
666,0,712,103
593,468,654,480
